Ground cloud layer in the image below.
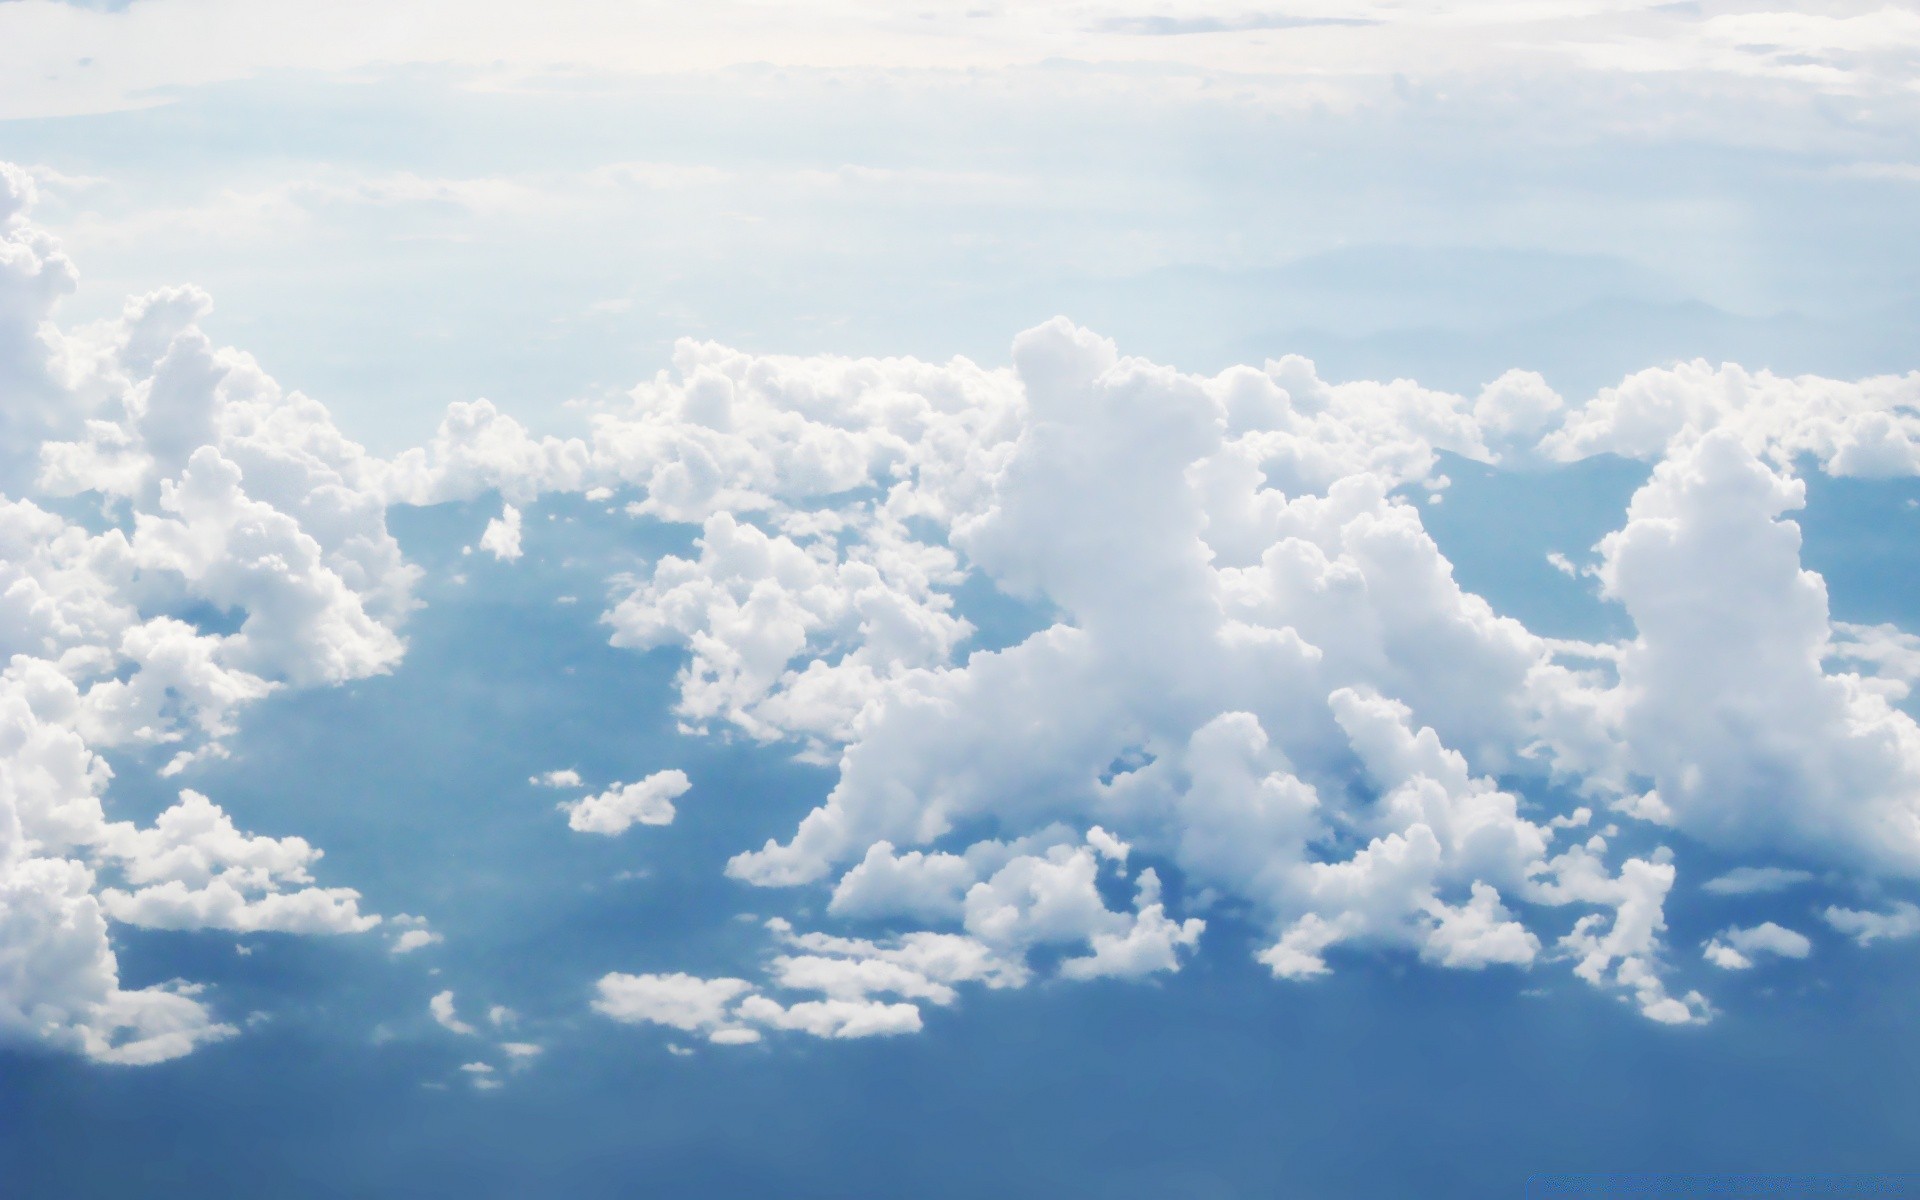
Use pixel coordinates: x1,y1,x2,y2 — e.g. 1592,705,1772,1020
5,157,1920,1062
6,0,1919,122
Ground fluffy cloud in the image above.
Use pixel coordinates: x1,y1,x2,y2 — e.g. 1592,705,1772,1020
387,915,441,955
477,502,522,561
560,770,690,835
1824,902,1920,947
534,317,1920,1036
1594,431,1920,876
1540,361,1920,477
12,152,1920,1066
0,164,79,494
605,509,972,751
732,994,921,1039
429,989,476,1035
592,973,758,1043
670,322,1679,1023
593,919,1026,1045
95,790,376,935
1702,922,1813,970
0,167,397,1065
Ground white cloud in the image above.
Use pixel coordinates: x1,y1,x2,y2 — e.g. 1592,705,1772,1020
605,508,975,753
827,842,979,923
596,920,1032,1046
561,769,691,835
72,981,239,1066
1540,361,1920,479
0,496,381,1064
732,995,922,1039
1059,869,1205,981
1824,902,1920,947
460,1061,501,1090
389,916,443,955
95,790,378,935
1702,922,1813,970
429,990,476,1036
536,317,1919,1030
592,972,758,1043
1701,867,1815,897
15,154,1920,1066
390,929,440,954
1828,622,1920,702
1593,431,1920,877
766,919,1028,1004
477,502,523,561
0,854,237,1064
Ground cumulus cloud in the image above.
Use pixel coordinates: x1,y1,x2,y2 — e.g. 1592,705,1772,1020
1540,361,1920,477
593,914,1041,1046
388,915,441,955
429,990,476,1035
477,502,523,561
0,172,396,1065
732,994,922,1039
12,152,1920,1067
517,316,1920,1035
593,973,759,1043
560,770,691,835
95,790,377,935
1702,922,1813,970
1824,902,1920,947
1594,431,1920,876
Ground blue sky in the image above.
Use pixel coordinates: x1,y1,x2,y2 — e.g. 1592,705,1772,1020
5,3,1920,1197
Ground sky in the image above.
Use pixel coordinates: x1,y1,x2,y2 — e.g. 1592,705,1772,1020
4,2,1920,1197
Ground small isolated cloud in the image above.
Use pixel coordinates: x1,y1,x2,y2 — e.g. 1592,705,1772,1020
460,1062,502,1090
1702,922,1813,970
429,990,476,1035
561,770,691,835
1702,866,1815,896
391,928,442,955
478,502,523,561
593,973,759,1043
1824,902,1920,946
501,1041,542,1060
529,769,582,789
388,914,441,955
